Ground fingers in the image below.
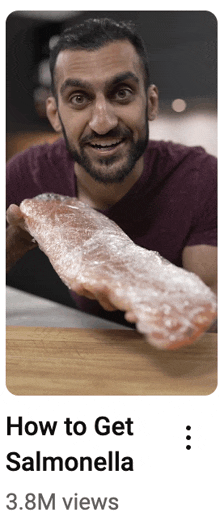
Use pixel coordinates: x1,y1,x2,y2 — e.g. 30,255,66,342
6,204,25,227
125,310,137,323
72,282,96,300
6,203,37,250
72,280,117,311
94,295,117,311
89,281,117,311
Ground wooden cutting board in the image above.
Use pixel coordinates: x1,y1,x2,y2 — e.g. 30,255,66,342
6,326,217,396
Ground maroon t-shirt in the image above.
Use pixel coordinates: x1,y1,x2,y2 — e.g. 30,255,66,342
7,138,217,320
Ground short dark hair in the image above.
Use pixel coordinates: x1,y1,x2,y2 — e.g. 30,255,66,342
49,18,150,95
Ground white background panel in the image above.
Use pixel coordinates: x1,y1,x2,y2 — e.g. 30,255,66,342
2,2,219,519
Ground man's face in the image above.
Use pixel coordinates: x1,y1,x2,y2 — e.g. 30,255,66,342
52,41,151,184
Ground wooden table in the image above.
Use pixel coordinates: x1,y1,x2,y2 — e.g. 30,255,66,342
6,325,217,396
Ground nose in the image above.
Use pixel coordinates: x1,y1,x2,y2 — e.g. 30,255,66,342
89,96,118,134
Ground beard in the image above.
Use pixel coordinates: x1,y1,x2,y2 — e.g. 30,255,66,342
59,117,149,185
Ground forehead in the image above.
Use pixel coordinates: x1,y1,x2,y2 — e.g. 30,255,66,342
54,40,145,90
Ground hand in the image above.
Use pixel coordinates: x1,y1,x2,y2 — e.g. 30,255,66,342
6,204,37,273
71,281,118,311
6,203,28,229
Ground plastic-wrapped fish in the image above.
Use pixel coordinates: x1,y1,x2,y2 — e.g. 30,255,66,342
20,193,217,350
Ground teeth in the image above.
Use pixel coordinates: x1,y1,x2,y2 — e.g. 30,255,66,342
90,140,122,148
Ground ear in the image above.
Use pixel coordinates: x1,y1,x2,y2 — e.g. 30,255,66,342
147,85,159,121
46,96,62,133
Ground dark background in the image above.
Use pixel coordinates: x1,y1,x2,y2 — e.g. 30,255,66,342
7,10,217,132
6,11,217,309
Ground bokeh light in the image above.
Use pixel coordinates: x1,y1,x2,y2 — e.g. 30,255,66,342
171,99,187,112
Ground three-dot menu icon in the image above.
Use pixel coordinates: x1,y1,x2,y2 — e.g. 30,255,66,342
186,425,191,450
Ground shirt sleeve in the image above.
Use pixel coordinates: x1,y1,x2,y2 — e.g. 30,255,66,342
186,153,217,247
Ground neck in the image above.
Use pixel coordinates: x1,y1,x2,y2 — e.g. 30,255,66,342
74,156,144,210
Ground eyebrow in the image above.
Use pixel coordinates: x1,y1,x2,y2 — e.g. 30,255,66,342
107,72,140,88
60,71,140,96
60,78,91,95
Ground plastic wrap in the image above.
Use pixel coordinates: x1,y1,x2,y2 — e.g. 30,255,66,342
20,193,217,350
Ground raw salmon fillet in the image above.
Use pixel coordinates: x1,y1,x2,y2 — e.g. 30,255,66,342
20,193,217,349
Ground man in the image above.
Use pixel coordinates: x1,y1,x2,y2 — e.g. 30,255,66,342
6,18,217,323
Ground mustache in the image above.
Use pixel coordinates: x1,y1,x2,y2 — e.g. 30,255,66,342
80,128,133,146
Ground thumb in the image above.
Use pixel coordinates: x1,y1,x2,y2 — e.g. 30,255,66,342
6,204,24,226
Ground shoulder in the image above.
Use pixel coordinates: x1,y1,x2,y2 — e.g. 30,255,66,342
146,140,216,181
7,137,68,170
6,138,73,207
147,139,216,163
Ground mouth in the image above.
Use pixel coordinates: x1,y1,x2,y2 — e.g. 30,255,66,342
87,138,126,152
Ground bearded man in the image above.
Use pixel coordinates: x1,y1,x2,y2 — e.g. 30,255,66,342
6,18,217,325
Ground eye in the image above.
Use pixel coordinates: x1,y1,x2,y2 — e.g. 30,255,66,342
70,93,89,108
114,87,133,102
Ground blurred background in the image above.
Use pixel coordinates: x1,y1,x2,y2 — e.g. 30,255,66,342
6,10,217,306
7,10,217,159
